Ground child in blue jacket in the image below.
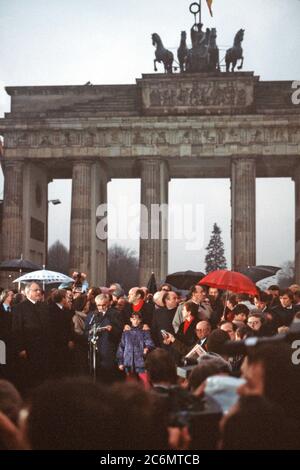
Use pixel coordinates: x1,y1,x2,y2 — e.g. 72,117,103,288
117,312,155,377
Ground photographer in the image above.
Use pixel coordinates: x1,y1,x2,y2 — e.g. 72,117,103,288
220,341,300,449
145,349,222,450
71,271,88,294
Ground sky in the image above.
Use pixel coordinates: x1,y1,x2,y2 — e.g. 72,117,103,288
0,0,299,273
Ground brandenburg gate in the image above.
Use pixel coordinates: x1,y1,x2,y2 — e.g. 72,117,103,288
0,71,300,286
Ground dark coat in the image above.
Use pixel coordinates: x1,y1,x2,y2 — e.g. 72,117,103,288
48,302,74,377
129,302,154,327
170,316,198,364
117,327,155,370
209,297,225,329
0,303,12,343
171,336,208,361
176,317,198,347
12,299,51,389
12,299,51,358
151,307,177,347
85,308,122,369
270,306,296,327
0,303,13,380
48,303,74,349
118,302,133,327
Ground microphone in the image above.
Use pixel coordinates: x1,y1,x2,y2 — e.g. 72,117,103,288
88,324,109,335
221,322,300,356
89,312,103,326
95,326,109,333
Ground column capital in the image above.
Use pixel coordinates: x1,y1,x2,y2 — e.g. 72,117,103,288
97,159,109,174
138,158,170,180
292,165,300,182
231,157,257,165
2,158,25,169
138,157,168,166
71,159,95,167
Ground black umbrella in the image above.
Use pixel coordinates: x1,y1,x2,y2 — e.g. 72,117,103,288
0,257,41,273
165,270,205,290
237,265,281,284
147,272,157,294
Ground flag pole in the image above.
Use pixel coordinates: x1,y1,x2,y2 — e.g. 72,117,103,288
199,0,202,24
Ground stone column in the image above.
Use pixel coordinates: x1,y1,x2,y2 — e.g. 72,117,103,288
294,167,300,284
70,161,93,277
231,158,256,270
91,162,108,286
70,161,108,285
0,161,24,287
139,159,169,286
1,161,24,261
22,163,48,266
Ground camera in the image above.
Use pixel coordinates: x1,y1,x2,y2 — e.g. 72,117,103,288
177,365,196,379
161,329,169,338
221,322,300,356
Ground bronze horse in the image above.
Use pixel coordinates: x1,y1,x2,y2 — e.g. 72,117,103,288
177,31,188,73
225,29,245,72
152,33,174,74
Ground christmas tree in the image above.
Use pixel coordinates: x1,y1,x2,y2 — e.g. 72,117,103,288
205,223,227,273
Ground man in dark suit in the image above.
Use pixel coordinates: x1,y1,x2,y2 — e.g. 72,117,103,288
172,285,212,333
48,289,74,378
127,287,154,328
0,289,14,380
12,282,51,392
195,320,212,351
85,294,122,376
270,289,297,327
164,319,212,362
151,291,178,347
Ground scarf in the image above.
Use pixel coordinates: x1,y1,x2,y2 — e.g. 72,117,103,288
133,300,144,313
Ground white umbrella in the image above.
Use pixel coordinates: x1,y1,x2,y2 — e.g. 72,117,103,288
256,274,278,291
13,269,74,290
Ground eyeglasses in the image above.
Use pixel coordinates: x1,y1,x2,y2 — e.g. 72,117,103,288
248,321,260,326
30,288,42,292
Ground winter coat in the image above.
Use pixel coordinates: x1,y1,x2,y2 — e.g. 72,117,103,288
85,308,122,368
117,327,155,370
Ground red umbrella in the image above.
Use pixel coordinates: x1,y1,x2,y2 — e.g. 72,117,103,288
199,269,258,296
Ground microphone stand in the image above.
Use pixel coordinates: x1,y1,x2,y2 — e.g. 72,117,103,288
88,315,108,383
88,322,99,383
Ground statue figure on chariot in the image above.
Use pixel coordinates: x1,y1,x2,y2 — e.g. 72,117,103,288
151,1,244,75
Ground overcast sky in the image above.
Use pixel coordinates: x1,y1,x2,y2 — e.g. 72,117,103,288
0,0,299,273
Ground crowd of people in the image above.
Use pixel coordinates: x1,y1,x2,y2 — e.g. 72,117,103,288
0,275,300,450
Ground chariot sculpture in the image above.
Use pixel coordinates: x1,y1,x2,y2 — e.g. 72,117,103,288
151,1,244,74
